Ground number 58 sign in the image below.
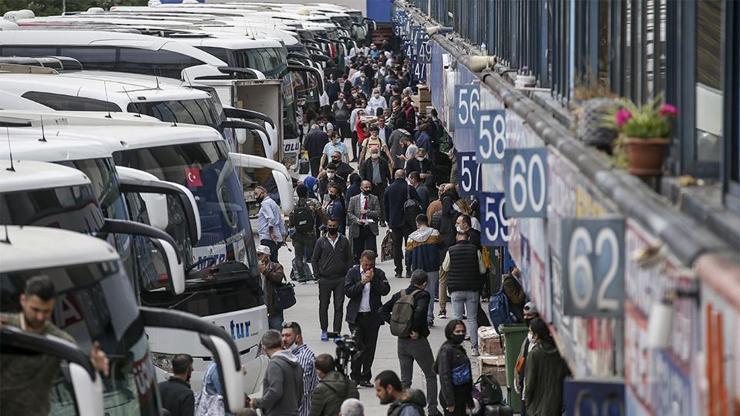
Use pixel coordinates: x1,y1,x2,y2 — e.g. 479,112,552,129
561,218,624,317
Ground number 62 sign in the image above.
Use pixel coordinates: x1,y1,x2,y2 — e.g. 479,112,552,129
561,218,625,317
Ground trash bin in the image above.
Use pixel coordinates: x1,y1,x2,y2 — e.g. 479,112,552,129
500,323,528,413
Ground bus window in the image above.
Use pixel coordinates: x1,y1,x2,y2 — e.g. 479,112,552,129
58,47,116,71
21,91,121,112
117,48,203,79
0,46,56,57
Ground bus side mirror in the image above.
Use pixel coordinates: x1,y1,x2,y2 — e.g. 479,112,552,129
228,152,295,215
151,238,185,295
0,327,104,416
138,307,244,414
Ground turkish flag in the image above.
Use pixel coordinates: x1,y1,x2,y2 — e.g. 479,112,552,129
185,167,203,187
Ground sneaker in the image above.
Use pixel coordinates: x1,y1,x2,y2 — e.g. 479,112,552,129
434,297,439,303
321,331,329,342
471,347,480,357
427,321,434,327
394,274,403,279
437,311,447,319
358,380,373,388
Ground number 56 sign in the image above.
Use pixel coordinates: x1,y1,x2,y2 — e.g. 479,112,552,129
561,218,625,317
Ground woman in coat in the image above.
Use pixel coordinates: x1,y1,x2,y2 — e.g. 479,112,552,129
435,319,473,416
523,318,571,416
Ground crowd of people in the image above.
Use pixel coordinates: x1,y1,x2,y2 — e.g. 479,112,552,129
0,36,571,416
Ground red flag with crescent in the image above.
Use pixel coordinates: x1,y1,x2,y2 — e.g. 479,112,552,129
185,167,203,187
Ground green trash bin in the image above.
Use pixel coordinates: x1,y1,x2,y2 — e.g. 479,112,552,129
500,323,528,413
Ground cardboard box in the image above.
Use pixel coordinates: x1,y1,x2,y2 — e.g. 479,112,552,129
478,326,505,356
479,355,507,386
417,85,431,101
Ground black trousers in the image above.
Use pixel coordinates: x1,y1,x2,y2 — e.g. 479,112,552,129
260,239,279,262
390,227,406,275
353,225,377,264
318,277,345,333
349,312,380,382
351,131,359,161
371,182,388,222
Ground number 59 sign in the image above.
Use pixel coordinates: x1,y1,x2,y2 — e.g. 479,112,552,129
561,218,624,317
478,192,510,246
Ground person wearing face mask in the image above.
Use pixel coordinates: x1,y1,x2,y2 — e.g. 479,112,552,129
401,97,417,136
282,322,318,416
435,320,473,416
455,214,481,249
522,318,571,416
360,148,391,225
323,184,346,235
321,132,350,168
311,218,353,340
366,87,388,116
304,123,330,176
514,302,540,410
404,148,433,180
333,93,351,141
388,97,404,131
377,116,393,144
256,186,287,263
319,162,348,201
347,180,381,264
359,126,394,165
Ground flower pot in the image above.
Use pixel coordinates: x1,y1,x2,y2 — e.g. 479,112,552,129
622,137,670,176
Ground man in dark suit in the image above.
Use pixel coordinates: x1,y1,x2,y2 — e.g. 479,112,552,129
383,170,420,278
360,147,390,226
347,180,381,263
344,250,391,387
158,354,195,416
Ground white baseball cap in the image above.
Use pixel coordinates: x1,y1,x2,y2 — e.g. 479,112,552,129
256,245,271,256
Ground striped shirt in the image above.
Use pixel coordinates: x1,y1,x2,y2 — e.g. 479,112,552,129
293,344,318,416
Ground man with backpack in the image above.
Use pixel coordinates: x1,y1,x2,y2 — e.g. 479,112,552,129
380,270,440,416
384,169,421,279
290,185,321,282
374,370,427,416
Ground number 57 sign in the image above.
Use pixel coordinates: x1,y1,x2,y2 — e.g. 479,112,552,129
561,218,625,317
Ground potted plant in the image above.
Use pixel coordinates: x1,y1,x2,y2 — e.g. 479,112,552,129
606,97,678,175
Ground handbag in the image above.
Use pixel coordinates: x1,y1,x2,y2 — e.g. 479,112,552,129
274,274,297,310
381,229,394,262
451,362,472,386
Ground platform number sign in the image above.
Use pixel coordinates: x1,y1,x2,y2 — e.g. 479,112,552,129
417,32,431,64
561,218,624,317
455,85,480,130
479,192,510,246
477,110,506,164
457,152,482,196
503,148,548,217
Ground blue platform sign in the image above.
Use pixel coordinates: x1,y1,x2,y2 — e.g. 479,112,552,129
476,110,506,164
503,148,548,217
456,152,481,197
453,84,480,152
563,379,625,416
479,192,510,246
561,218,625,317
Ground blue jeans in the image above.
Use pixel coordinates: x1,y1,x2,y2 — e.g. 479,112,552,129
268,309,284,330
451,290,479,348
425,271,439,323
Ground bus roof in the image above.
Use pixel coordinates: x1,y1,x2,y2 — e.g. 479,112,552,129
0,159,91,192
0,226,119,273
0,133,112,162
0,71,211,110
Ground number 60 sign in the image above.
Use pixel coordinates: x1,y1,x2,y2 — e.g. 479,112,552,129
561,218,625,317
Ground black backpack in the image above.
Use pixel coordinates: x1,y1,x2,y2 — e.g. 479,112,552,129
291,201,315,234
403,185,422,229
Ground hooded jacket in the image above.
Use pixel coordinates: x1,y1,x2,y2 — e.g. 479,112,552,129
435,325,474,409
523,341,570,416
255,349,304,416
406,227,442,272
308,371,359,416
387,389,427,416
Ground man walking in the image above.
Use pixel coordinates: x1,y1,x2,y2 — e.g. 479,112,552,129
380,271,440,416
347,180,381,263
360,148,391,225
158,354,195,416
0,276,109,416
345,250,391,386
258,245,288,330
251,330,304,416
304,123,330,176
290,184,321,282
256,185,286,262
406,214,442,326
441,232,487,356
384,170,420,278
312,217,353,340
309,354,359,416
373,370,427,416
282,322,318,416
408,172,431,213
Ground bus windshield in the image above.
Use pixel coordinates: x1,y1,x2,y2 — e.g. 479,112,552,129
112,140,258,276
0,183,105,233
0,260,160,416
127,98,224,130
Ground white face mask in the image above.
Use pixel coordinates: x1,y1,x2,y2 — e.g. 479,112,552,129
371,153,380,159
416,156,425,161
456,225,465,233
328,172,335,178
527,332,535,343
